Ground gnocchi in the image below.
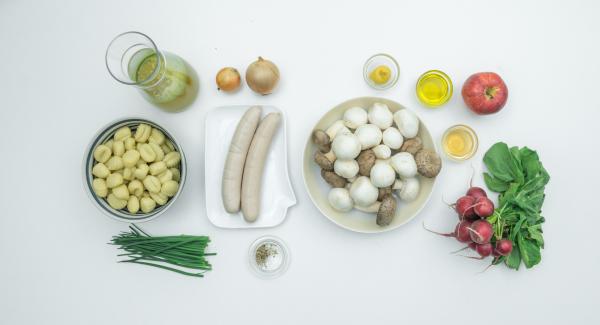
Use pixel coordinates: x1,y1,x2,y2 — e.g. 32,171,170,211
122,149,140,167
127,196,140,214
92,163,110,178
150,192,168,205
143,175,161,193
90,123,181,214
161,180,179,197
112,141,125,157
140,197,156,213
106,173,124,188
134,124,152,143
149,142,164,161
149,161,167,176
124,137,136,150
93,145,112,163
105,156,124,171
112,184,130,200
114,126,132,141
139,144,156,163
163,152,181,167
92,178,108,197
107,193,127,210
128,180,144,197
134,163,149,180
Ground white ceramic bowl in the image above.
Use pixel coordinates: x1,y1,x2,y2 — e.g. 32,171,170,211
302,97,438,233
83,117,187,223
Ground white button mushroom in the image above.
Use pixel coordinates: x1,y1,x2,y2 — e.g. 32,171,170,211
372,144,391,159
390,152,418,178
354,124,382,150
393,109,419,138
331,133,362,160
349,176,379,207
325,120,352,139
334,159,359,179
328,188,354,212
343,107,368,129
368,103,394,129
397,177,420,201
382,127,404,150
370,161,396,188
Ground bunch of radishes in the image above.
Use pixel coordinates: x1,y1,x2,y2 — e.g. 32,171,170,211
426,185,513,260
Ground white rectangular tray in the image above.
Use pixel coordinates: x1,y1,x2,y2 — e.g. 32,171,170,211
204,105,296,229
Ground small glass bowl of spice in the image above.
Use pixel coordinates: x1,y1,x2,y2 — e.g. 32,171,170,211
363,53,399,90
248,236,290,279
441,124,478,161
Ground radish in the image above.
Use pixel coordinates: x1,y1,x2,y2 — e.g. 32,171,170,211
423,220,473,243
466,186,487,200
495,239,513,256
468,220,493,244
474,197,494,218
454,196,476,219
475,243,493,257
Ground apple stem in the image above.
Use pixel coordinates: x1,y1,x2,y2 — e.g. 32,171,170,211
485,87,499,99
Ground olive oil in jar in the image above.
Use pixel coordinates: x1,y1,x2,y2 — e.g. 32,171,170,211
416,70,453,107
442,125,478,161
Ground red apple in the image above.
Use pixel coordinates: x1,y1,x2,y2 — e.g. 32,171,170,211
461,72,508,115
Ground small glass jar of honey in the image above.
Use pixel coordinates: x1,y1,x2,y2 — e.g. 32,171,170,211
442,125,478,161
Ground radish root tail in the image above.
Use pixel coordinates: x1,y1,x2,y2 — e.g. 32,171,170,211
422,222,454,237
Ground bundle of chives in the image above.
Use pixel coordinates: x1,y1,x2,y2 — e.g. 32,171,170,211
110,224,215,278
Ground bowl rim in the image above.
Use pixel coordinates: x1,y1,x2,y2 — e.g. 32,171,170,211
301,96,438,234
82,117,187,223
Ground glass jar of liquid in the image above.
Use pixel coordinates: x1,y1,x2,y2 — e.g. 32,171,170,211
416,70,453,107
105,31,198,112
442,125,478,161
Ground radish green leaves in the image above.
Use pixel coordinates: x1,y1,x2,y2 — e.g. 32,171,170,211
483,142,550,270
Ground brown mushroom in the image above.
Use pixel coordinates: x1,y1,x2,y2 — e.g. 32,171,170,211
415,149,442,178
356,149,376,176
314,150,334,171
311,129,331,153
400,137,423,156
376,194,396,226
378,187,392,201
321,170,347,188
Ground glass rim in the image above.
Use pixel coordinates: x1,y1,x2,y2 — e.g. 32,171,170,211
105,31,163,86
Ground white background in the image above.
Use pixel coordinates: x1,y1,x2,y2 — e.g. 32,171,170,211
1,0,598,324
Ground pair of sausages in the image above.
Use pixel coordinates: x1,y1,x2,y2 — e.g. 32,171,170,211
222,106,281,222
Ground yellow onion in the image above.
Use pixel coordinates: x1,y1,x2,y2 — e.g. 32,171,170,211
245,57,279,95
216,67,241,92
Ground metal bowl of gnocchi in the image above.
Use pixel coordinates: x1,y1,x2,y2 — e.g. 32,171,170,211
83,118,187,223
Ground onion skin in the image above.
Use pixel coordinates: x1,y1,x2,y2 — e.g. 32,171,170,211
246,56,279,95
216,67,241,92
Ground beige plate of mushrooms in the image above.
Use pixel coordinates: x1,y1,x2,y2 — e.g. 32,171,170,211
302,97,441,233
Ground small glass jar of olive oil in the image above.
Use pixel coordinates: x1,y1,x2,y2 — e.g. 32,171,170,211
416,70,453,107
442,125,478,161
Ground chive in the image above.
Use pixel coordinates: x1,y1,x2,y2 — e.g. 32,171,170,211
109,224,215,278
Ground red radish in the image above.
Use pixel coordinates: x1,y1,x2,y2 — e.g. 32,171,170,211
466,187,487,200
423,220,473,243
455,196,476,219
495,239,513,256
474,197,495,218
469,220,493,244
475,243,493,257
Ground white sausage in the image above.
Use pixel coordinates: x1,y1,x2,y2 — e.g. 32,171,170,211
222,106,262,213
241,112,281,222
